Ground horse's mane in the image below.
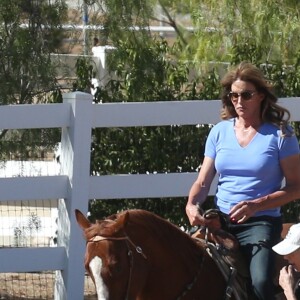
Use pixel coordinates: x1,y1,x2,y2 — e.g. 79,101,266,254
125,209,188,239
124,209,204,259
87,209,202,257
86,210,198,248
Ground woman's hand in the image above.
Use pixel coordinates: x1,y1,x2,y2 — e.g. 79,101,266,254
186,204,204,226
229,201,257,223
279,265,297,300
186,204,221,229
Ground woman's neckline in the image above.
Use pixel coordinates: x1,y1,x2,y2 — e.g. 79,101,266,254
233,117,262,132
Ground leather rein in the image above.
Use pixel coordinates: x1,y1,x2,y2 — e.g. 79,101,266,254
87,233,205,300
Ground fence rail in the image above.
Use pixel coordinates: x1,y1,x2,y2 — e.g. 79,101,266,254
0,92,300,299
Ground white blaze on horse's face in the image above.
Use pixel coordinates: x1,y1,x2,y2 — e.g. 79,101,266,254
89,256,109,300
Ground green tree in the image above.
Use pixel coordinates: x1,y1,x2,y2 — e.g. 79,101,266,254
0,0,67,105
0,0,67,160
87,0,300,66
186,1,300,65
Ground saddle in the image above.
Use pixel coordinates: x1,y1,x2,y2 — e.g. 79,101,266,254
191,209,251,300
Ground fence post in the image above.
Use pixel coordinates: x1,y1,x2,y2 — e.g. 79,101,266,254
54,92,93,300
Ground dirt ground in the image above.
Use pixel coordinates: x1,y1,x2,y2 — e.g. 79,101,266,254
0,272,97,299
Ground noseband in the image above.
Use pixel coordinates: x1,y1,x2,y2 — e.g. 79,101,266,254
87,234,147,300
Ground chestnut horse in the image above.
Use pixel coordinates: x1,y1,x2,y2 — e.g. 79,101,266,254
75,209,292,300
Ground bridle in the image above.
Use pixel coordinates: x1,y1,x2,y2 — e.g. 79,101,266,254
87,233,205,300
87,234,147,300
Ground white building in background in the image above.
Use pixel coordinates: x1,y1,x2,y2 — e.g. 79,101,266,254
0,158,60,247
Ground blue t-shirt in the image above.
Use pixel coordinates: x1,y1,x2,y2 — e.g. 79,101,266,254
205,119,300,217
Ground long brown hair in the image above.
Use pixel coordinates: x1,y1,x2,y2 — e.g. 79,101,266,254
220,62,291,134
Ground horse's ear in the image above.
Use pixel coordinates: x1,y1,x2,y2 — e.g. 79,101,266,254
113,211,129,232
75,209,91,230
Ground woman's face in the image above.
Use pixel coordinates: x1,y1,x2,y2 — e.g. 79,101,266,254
230,80,264,119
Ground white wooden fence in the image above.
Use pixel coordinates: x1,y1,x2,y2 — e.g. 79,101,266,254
0,92,300,299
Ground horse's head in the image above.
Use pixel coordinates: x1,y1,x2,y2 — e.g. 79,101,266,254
75,209,147,300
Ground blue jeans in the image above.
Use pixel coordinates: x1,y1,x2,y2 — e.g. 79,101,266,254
228,216,282,300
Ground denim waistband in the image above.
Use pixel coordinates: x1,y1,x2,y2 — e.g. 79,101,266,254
219,211,282,229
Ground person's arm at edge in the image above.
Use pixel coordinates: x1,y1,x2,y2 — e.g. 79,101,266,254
186,156,216,226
